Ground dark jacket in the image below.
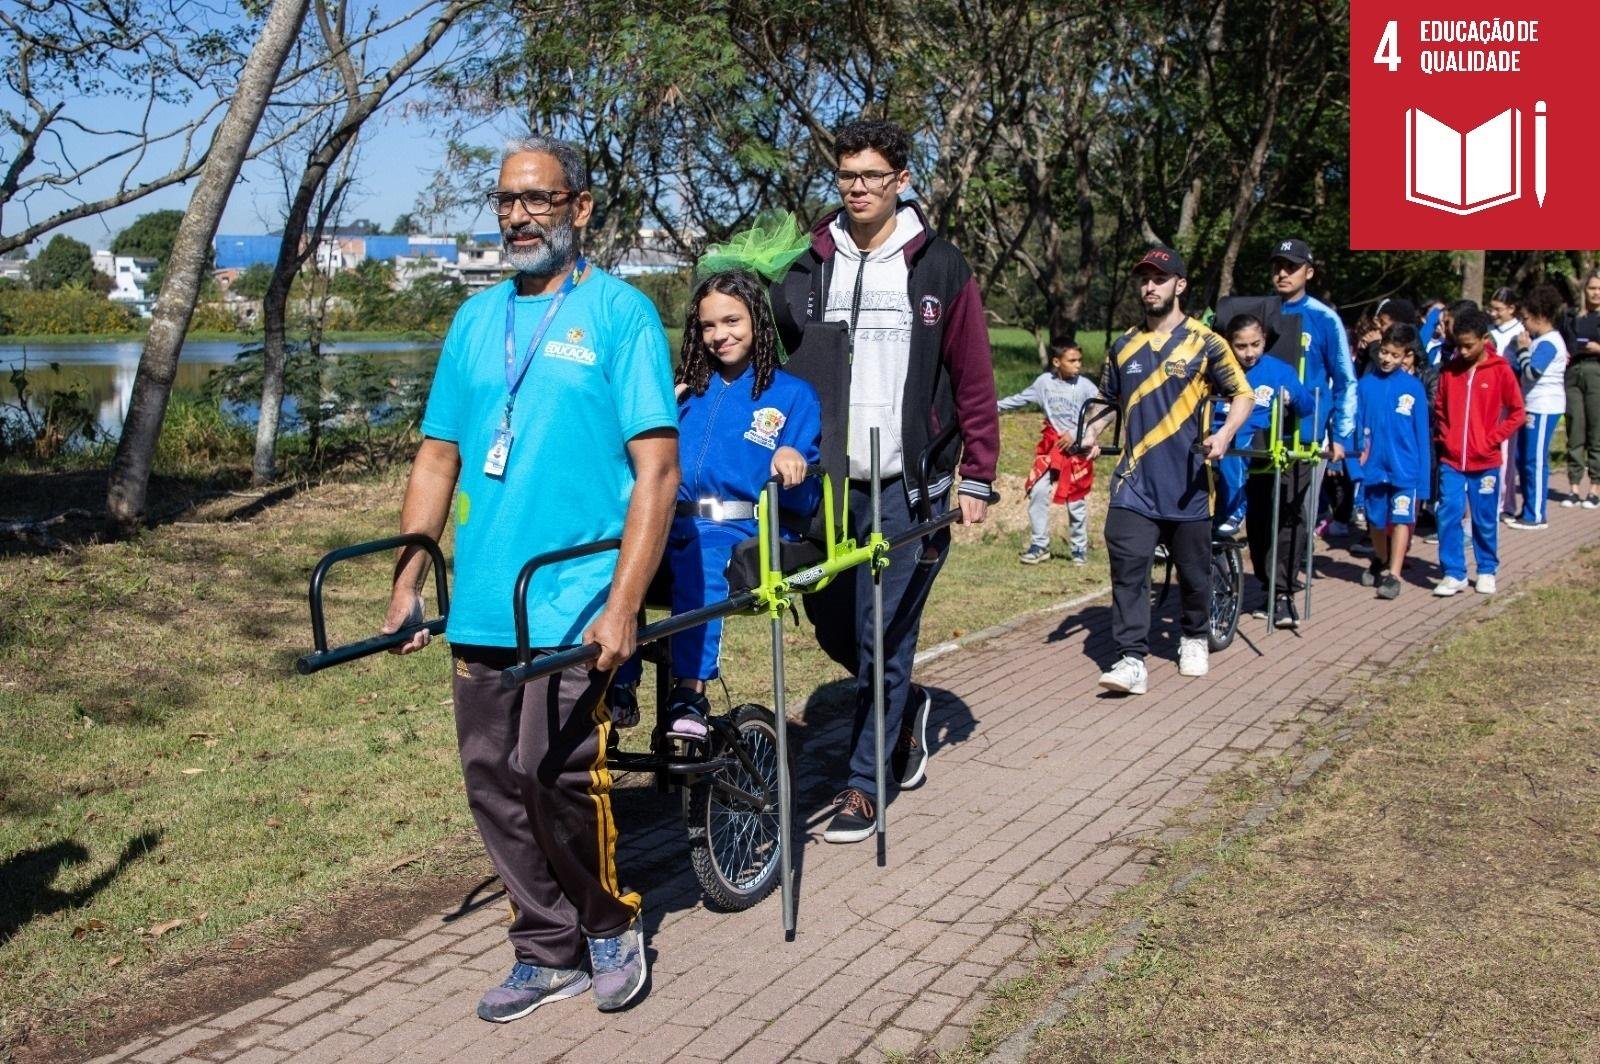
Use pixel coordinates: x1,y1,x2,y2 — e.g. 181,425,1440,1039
772,203,999,503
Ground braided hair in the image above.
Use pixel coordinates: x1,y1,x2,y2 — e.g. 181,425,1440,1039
678,268,780,399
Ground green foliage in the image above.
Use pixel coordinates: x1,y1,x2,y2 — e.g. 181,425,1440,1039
0,358,105,461
229,263,272,300
629,269,692,331
151,391,253,476
0,288,138,335
28,235,96,290
187,301,239,333
110,210,184,263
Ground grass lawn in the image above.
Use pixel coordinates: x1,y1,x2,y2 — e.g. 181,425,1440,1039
0,392,1116,1051
948,548,1600,1062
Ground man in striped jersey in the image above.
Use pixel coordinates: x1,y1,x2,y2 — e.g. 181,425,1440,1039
1082,247,1254,693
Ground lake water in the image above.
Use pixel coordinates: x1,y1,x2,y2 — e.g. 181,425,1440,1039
0,339,440,436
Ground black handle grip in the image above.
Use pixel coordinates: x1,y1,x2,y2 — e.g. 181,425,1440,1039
1070,396,1122,456
500,590,758,689
297,533,449,675
512,539,623,666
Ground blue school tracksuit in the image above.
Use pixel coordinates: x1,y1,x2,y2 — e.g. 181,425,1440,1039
1353,367,1431,529
1510,330,1569,524
622,364,821,686
1215,357,1314,528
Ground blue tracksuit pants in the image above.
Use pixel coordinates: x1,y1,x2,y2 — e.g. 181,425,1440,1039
614,516,750,689
1216,429,1253,530
1517,413,1562,524
1437,465,1500,580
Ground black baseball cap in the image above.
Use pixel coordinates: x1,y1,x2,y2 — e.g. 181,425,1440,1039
1269,237,1314,266
1132,245,1186,278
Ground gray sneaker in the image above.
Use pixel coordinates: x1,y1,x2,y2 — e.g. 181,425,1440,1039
587,909,648,1011
476,962,590,1023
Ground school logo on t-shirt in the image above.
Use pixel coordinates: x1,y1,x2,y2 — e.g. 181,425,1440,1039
745,407,786,449
1478,475,1496,494
545,340,596,365
919,295,943,327
1254,384,1274,408
1396,393,1416,416
1393,493,1412,516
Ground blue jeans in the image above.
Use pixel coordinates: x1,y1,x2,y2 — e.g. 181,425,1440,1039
1437,465,1500,580
1517,413,1562,524
804,481,950,800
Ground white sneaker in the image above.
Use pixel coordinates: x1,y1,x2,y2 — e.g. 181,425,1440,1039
1561,495,1579,508
1098,656,1148,695
1504,517,1547,531
1585,494,1600,510
1475,573,1497,594
1433,576,1469,597
1178,636,1209,677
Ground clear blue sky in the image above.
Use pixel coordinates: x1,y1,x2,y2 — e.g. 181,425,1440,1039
2,1,505,254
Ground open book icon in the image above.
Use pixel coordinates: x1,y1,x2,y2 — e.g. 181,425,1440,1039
1405,108,1522,215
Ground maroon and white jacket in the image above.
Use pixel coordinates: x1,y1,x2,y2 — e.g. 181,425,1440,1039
772,202,999,504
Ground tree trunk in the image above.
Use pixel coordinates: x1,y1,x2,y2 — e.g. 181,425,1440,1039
251,0,477,485
1460,250,1487,305
1215,72,1284,302
104,0,310,536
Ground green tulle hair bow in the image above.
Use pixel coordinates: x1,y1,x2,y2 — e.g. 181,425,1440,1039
695,212,812,283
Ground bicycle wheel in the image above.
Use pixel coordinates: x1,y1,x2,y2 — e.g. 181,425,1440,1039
1208,545,1242,651
687,703,792,911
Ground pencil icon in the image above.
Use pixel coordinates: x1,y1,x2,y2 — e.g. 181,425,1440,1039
1535,100,1547,207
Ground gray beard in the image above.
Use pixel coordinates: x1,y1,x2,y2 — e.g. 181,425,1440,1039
504,221,577,276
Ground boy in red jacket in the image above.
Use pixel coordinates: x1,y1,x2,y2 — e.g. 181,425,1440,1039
1432,309,1525,596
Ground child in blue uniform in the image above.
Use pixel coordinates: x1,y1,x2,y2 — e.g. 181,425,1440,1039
612,267,822,739
1225,315,1314,621
1355,324,1431,599
1218,314,1314,537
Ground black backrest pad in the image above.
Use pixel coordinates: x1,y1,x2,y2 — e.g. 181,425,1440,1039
780,321,851,538
1214,295,1303,371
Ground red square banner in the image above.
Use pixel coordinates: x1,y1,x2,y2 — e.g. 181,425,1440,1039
1349,1,1600,250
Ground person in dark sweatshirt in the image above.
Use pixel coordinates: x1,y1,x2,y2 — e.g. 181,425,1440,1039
1432,309,1525,597
1355,324,1431,599
771,118,999,842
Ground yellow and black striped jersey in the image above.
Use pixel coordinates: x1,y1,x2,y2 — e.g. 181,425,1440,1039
1098,317,1251,521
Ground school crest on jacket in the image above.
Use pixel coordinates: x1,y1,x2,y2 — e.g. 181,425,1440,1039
744,407,787,449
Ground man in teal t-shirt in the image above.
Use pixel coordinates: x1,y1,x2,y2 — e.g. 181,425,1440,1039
382,137,678,1022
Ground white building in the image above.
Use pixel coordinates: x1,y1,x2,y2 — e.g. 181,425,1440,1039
92,251,159,315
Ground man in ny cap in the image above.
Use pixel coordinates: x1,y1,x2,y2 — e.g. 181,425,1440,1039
1266,236,1357,628
1079,246,1253,694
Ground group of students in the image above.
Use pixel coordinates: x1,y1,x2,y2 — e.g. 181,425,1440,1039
998,266,1593,613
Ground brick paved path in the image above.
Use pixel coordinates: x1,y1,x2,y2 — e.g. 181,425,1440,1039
95,490,1600,1064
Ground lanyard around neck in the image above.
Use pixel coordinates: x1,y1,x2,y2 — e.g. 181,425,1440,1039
502,258,585,422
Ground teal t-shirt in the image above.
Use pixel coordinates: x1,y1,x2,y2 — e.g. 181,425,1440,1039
420,269,677,648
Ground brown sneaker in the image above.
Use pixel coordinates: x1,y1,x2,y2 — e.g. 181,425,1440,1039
823,788,875,844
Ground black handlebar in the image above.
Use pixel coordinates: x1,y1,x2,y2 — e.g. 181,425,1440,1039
297,533,449,675
1070,396,1123,456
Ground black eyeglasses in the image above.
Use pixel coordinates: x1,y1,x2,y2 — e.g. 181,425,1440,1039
486,189,574,217
832,169,901,190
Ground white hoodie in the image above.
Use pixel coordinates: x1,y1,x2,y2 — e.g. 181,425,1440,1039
825,206,924,479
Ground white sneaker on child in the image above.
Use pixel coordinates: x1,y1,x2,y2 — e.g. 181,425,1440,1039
1178,637,1209,677
1475,573,1497,594
1433,576,1469,597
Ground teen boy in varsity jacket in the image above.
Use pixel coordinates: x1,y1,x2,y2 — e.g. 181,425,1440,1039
771,118,999,844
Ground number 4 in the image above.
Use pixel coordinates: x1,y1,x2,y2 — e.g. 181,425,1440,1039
1373,20,1401,71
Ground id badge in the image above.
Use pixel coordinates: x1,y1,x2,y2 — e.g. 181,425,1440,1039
483,427,512,477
